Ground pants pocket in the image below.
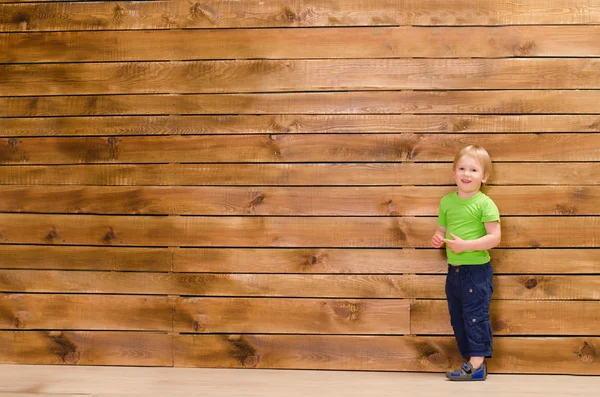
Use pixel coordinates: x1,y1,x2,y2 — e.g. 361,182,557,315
466,311,491,344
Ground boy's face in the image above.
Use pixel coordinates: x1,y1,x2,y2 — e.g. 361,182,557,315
453,155,488,198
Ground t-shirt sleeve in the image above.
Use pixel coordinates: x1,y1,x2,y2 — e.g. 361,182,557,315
438,198,447,227
481,198,500,223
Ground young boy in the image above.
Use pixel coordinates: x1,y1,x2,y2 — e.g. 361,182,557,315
431,145,501,381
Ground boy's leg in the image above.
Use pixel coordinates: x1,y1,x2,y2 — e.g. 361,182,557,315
445,265,470,359
445,263,493,381
461,263,494,360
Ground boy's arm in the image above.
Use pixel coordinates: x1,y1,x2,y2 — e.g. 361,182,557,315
431,225,447,248
444,221,501,253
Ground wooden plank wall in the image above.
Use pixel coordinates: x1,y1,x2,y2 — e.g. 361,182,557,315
0,0,599,374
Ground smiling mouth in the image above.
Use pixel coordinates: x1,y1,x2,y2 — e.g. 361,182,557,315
461,179,471,183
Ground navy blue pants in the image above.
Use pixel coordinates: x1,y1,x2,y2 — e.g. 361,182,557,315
445,263,494,358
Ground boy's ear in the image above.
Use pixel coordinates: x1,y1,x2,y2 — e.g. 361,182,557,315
482,173,489,183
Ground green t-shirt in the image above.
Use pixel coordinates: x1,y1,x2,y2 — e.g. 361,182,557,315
437,191,500,265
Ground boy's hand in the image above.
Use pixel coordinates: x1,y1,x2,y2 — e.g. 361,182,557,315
431,233,445,248
443,233,468,253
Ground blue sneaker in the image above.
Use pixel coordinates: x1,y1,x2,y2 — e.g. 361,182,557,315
445,362,487,381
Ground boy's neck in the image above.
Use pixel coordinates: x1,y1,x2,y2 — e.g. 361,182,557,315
456,190,481,199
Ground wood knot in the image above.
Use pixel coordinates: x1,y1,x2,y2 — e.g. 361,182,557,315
243,355,260,368
247,193,265,214
515,40,536,56
227,336,258,367
333,302,360,321
113,4,126,22
48,332,79,363
102,227,119,244
45,227,59,242
492,319,508,331
190,2,220,24
12,12,29,24
8,138,20,148
192,320,205,332
302,254,322,269
250,193,265,206
386,199,400,216
426,352,444,365
524,279,538,289
13,317,26,329
553,204,576,215
63,351,81,364
280,7,298,22
577,342,596,364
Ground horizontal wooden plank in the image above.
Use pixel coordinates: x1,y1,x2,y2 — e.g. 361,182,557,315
0,1,173,32
2,115,600,137
1,134,599,164
174,248,600,275
0,245,171,271
2,0,599,31
174,334,600,374
3,59,600,96
2,163,598,186
494,275,600,300
0,270,404,296
0,270,178,295
2,271,598,300
0,214,596,248
0,294,172,331
412,300,600,335
4,91,600,117
175,298,410,334
1,186,598,216
0,331,172,366
3,246,598,275
4,26,600,62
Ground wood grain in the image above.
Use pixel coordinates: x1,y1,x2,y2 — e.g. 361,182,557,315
3,59,599,96
411,300,600,335
174,298,410,334
4,91,600,117
0,331,172,366
0,214,596,248
1,186,597,216
2,0,599,31
0,245,171,271
2,163,598,186
1,134,598,164
1,0,599,376
0,294,173,331
174,334,600,374
0,1,173,32
173,247,600,275
1,246,598,274
4,26,600,62
2,115,600,137
1,271,598,300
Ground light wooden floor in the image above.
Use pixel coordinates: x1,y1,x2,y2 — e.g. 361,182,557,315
1,365,598,397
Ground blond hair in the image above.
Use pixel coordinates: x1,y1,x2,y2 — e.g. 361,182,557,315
453,145,492,180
